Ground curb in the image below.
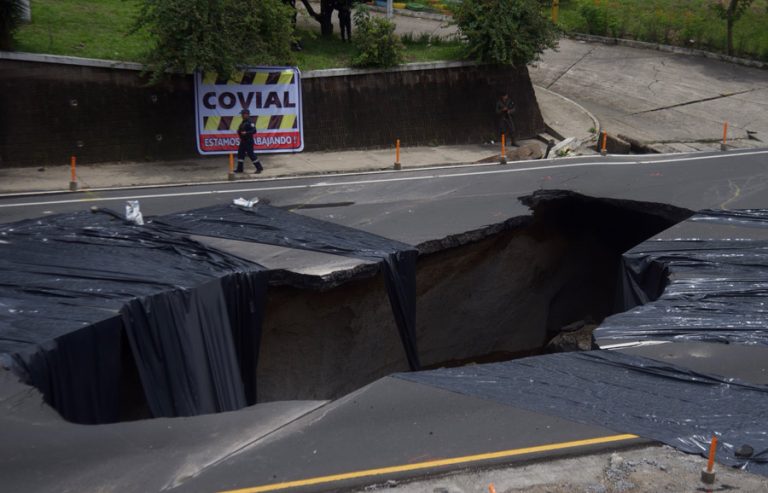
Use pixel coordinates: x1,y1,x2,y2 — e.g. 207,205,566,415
567,33,768,71
366,5,451,22
0,160,504,199
0,50,145,71
533,85,600,144
369,5,768,71
0,141,551,198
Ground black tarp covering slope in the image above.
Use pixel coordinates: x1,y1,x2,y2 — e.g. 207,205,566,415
396,351,768,475
0,210,267,423
596,209,768,346
157,203,421,370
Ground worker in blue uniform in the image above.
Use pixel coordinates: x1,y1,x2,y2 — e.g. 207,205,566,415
236,108,263,174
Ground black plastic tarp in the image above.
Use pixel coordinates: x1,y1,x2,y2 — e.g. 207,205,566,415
596,209,768,346
1,203,419,423
157,203,421,370
396,350,768,475
0,210,267,423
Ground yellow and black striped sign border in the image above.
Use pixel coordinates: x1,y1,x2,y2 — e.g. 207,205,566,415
203,115,298,132
202,70,296,86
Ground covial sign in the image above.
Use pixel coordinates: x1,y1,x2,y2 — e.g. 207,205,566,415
194,67,304,154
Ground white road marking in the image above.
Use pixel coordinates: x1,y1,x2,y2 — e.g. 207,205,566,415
1,150,767,209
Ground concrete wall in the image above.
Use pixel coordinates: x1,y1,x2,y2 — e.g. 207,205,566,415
0,56,195,167
0,54,544,167
301,63,544,151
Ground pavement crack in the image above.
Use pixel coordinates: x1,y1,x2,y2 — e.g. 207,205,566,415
720,180,742,210
647,62,662,92
629,87,766,115
161,403,329,491
547,47,596,90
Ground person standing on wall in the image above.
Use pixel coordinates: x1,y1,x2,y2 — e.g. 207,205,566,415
495,92,517,146
236,109,263,174
338,0,352,42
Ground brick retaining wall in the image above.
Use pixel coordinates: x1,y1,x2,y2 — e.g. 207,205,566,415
0,55,543,167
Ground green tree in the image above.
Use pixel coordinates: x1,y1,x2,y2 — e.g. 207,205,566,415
712,0,755,56
452,0,558,66
0,0,25,50
133,0,295,82
350,6,404,68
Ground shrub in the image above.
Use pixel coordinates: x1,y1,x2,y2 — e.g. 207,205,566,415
575,0,620,37
351,6,405,68
133,0,295,82
452,0,559,66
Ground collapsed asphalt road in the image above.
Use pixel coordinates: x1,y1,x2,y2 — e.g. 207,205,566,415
2,148,768,493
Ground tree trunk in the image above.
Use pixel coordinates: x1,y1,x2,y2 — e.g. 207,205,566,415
319,8,334,37
299,0,336,37
727,16,734,56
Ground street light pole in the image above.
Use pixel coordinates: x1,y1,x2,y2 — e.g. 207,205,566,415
387,0,393,18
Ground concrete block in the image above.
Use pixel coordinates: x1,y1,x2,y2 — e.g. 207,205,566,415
550,137,579,157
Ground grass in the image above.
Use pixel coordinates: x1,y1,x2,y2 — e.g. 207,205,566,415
17,1,765,67
14,0,150,62
294,31,355,72
401,32,465,63
403,42,464,63
556,0,768,61
11,0,465,69
285,30,465,72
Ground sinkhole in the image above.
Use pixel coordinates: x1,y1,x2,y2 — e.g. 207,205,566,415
6,190,694,424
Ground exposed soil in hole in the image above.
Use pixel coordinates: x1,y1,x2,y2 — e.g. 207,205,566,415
252,190,693,403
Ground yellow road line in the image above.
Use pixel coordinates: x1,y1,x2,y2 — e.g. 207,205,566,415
218,433,639,493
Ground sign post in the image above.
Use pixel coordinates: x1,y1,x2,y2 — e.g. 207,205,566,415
194,66,304,155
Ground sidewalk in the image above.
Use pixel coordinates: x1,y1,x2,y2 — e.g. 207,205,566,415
0,85,595,195
529,38,768,153
0,144,498,195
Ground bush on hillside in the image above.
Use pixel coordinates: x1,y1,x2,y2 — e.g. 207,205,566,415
133,0,295,82
351,6,405,68
575,0,620,37
452,0,559,66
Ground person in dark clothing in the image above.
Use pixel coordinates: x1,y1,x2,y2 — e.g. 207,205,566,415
236,109,263,174
495,93,516,145
338,0,352,42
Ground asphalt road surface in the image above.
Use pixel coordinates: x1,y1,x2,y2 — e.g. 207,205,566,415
3,150,768,246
